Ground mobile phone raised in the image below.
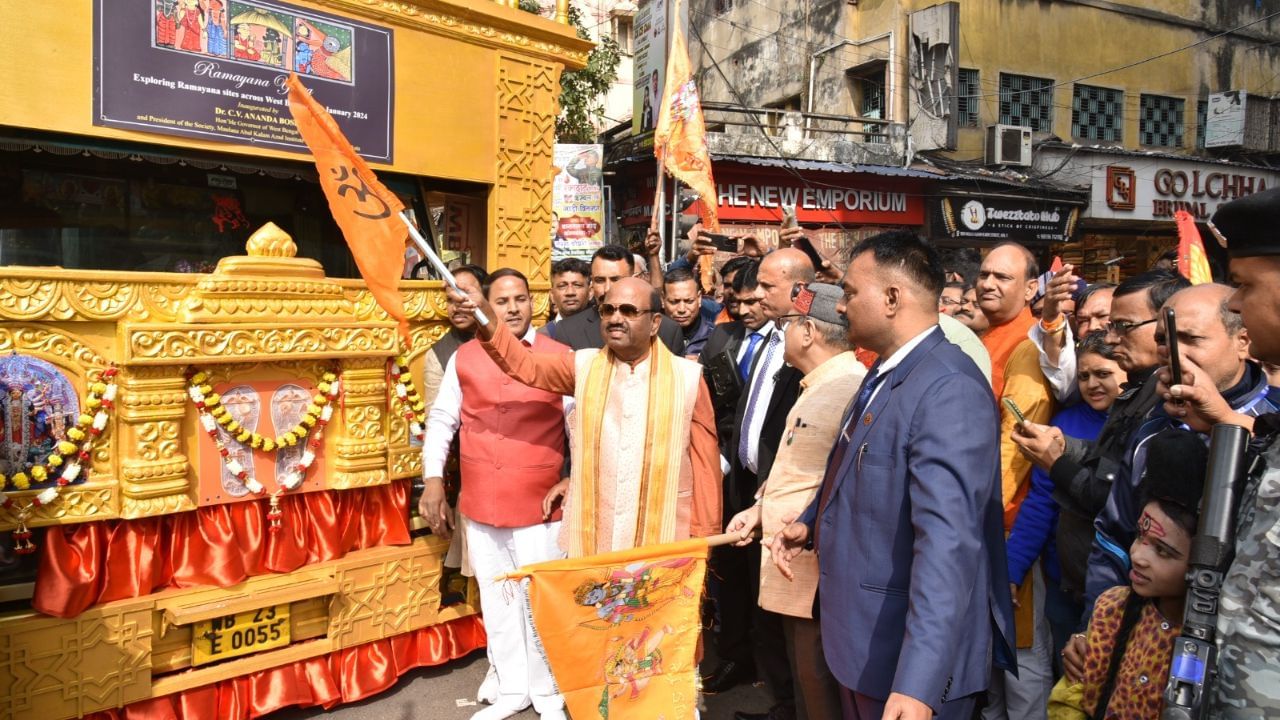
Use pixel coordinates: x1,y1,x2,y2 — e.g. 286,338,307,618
1164,306,1183,393
701,232,739,253
1002,397,1028,425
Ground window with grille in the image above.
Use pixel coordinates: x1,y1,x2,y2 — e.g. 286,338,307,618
998,73,1054,132
859,72,886,143
1196,100,1208,149
1072,84,1124,142
1140,94,1184,147
957,68,980,127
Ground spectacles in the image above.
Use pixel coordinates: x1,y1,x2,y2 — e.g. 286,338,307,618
939,297,963,307
1106,318,1157,336
777,314,806,331
598,303,652,318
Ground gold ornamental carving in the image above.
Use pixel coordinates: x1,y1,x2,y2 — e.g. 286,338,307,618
0,485,117,528
0,272,193,324
0,598,154,720
493,54,559,283
124,325,398,365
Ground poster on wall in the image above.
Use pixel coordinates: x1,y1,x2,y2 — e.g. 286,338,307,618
94,0,395,161
632,0,667,135
552,144,607,262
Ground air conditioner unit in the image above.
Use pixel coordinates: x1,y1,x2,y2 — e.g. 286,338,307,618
985,124,1033,166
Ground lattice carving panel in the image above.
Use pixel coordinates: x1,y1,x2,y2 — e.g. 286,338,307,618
494,54,562,284
0,599,154,720
328,543,443,647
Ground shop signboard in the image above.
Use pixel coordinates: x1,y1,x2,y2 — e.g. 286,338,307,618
1090,158,1280,222
708,170,924,226
95,0,395,161
933,195,1080,243
552,144,607,261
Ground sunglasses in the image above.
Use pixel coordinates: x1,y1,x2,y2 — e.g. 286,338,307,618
1106,318,1157,336
791,282,809,301
598,303,652,319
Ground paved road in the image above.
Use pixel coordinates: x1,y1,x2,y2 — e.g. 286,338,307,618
270,647,773,720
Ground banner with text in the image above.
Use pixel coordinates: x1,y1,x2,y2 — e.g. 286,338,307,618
632,0,668,135
705,170,925,226
94,0,394,161
934,195,1080,244
552,144,606,262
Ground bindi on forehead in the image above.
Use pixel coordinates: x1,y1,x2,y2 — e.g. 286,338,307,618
1138,510,1167,539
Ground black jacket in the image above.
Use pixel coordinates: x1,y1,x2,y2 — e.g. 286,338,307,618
1049,366,1160,598
699,321,747,456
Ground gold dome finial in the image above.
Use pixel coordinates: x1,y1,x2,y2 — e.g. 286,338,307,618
245,222,298,258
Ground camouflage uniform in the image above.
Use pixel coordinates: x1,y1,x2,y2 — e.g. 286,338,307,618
1215,436,1280,718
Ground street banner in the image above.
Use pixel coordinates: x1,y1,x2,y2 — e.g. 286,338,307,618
286,74,408,339
510,538,709,720
95,0,395,161
1175,210,1213,284
552,144,607,262
632,0,668,135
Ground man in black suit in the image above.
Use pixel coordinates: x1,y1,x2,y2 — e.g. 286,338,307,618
544,244,683,352
707,249,813,720
700,260,767,458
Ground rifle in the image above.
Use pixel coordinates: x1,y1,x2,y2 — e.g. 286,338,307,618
1162,423,1251,719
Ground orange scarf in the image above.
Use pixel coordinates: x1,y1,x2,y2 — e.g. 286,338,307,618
982,307,1036,398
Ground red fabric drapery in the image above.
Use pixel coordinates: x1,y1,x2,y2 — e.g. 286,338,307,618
33,481,412,618
82,615,486,720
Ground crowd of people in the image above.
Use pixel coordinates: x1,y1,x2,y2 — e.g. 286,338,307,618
416,187,1280,720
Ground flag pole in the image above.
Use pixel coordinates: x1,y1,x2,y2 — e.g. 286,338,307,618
651,158,666,243
398,211,490,326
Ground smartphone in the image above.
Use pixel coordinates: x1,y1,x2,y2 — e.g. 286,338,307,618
702,232,739,253
793,236,827,271
1164,306,1183,391
781,203,798,229
1002,397,1027,425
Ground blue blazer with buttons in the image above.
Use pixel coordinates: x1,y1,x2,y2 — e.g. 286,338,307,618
799,328,1016,709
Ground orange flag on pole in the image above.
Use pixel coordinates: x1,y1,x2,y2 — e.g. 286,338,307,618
654,0,718,232
1175,210,1213,285
654,0,718,289
508,538,709,720
286,74,409,340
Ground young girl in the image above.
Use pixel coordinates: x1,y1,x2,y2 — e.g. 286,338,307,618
1049,427,1207,719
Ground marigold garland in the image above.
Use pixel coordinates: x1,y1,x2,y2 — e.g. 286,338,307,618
1,366,119,554
186,368,341,532
388,355,426,441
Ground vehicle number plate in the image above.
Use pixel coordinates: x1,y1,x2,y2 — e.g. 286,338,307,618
191,604,291,666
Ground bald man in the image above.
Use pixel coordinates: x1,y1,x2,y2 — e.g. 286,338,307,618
457,276,722,557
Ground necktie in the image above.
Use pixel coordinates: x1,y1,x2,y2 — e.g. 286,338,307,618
737,331,781,468
813,367,883,547
737,332,764,382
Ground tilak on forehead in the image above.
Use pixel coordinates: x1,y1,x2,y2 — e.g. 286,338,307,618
1138,510,1167,539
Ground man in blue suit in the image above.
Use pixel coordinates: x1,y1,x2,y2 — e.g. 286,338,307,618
772,230,1015,720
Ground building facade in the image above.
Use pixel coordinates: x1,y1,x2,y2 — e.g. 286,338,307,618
678,0,1280,276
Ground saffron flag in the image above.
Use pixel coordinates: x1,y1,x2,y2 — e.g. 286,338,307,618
285,74,409,339
1175,210,1213,285
654,0,718,290
509,538,709,719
